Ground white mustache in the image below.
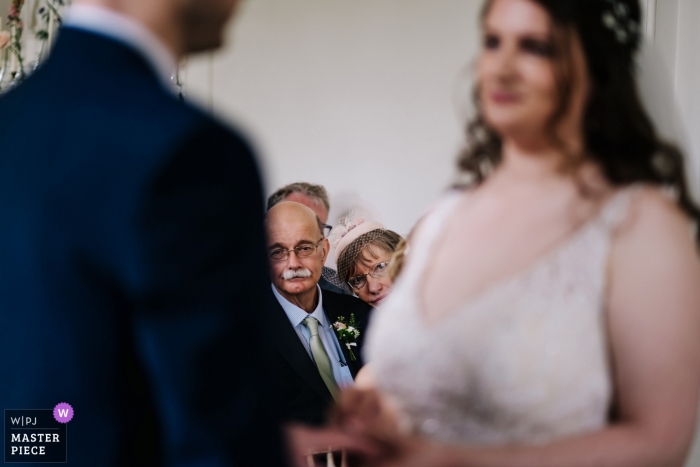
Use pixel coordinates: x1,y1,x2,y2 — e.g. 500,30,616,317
282,268,312,280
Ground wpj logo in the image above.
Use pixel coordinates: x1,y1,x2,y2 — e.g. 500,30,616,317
4,404,72,463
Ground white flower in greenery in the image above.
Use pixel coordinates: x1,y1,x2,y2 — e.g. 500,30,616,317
332,314,361,361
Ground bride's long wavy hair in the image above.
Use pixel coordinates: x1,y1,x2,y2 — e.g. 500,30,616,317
460,0,700,242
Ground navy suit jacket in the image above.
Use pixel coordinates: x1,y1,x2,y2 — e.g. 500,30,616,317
0,28,286,466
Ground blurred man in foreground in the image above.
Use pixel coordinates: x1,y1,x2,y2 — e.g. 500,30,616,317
0,0,286,464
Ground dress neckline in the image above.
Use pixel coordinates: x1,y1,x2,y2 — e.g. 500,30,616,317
413,186,635,330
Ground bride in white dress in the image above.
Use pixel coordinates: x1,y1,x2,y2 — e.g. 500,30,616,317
336,0,700,465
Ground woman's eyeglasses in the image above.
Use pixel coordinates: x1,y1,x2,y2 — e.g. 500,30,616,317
348,262,389,291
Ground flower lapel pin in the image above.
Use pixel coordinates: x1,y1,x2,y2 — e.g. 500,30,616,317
332,314,360,361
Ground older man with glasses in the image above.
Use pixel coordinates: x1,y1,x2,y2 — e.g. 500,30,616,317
267,182,351,295
264,201,373,426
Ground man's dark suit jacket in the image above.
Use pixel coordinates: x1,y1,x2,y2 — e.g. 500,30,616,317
268,288,372,426
0,28,285,466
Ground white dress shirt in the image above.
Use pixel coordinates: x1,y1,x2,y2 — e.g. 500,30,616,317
63,5,177,88
272,284,354,388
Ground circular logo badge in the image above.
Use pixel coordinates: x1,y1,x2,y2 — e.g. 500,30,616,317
53,403,74,424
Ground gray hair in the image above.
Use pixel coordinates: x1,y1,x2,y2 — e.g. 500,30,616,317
267,182,330,212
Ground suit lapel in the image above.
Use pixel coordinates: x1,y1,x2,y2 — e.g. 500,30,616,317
268,300,333,403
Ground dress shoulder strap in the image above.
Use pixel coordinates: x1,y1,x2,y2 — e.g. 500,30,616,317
597,184,642,233
414,189,464,244
400,189,464,284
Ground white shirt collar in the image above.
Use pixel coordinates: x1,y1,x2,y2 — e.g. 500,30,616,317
272,284,328,329
63,5,177,87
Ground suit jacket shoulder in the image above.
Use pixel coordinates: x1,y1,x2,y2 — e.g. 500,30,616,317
322,290,373,327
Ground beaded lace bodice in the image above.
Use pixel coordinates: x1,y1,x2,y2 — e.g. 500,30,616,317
365,188,636,445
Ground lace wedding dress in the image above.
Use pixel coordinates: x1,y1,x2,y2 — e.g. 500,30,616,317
364,187,638,445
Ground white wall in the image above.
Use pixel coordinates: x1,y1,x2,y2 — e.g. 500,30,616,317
674,0,700,201
639,0,700,202
185,0,700,234
185,0,482,234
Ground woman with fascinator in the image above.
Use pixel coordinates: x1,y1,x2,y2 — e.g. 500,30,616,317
328,209,403,307
333,0,700,465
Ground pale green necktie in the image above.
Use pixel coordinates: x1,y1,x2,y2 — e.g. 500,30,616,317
303,317,340,401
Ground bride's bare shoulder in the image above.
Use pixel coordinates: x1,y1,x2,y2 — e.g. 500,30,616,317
609,184,699,301
616,184,696,246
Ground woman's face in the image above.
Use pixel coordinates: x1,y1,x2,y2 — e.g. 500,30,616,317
477,0,589,144
349,245,394,307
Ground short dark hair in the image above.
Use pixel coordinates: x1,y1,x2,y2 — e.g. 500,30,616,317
267,182,330,212
313,215,324,238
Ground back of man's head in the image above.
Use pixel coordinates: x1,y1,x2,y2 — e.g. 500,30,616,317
267,183,330,212
267,182,330,224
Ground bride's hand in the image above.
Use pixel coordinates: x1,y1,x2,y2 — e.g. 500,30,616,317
285,423,382,467
330,388,463,467
331,387,403,443
377,437,461,467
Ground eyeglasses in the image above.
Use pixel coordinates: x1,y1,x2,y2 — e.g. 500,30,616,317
269,239,324,262
323,224,333,237
348,262,390,291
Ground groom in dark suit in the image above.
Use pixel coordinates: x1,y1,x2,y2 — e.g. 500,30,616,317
0,0,286,465
266,202,373,426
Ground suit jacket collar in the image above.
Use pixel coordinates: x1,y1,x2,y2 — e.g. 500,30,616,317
64,5,176,87
47,28,163,92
